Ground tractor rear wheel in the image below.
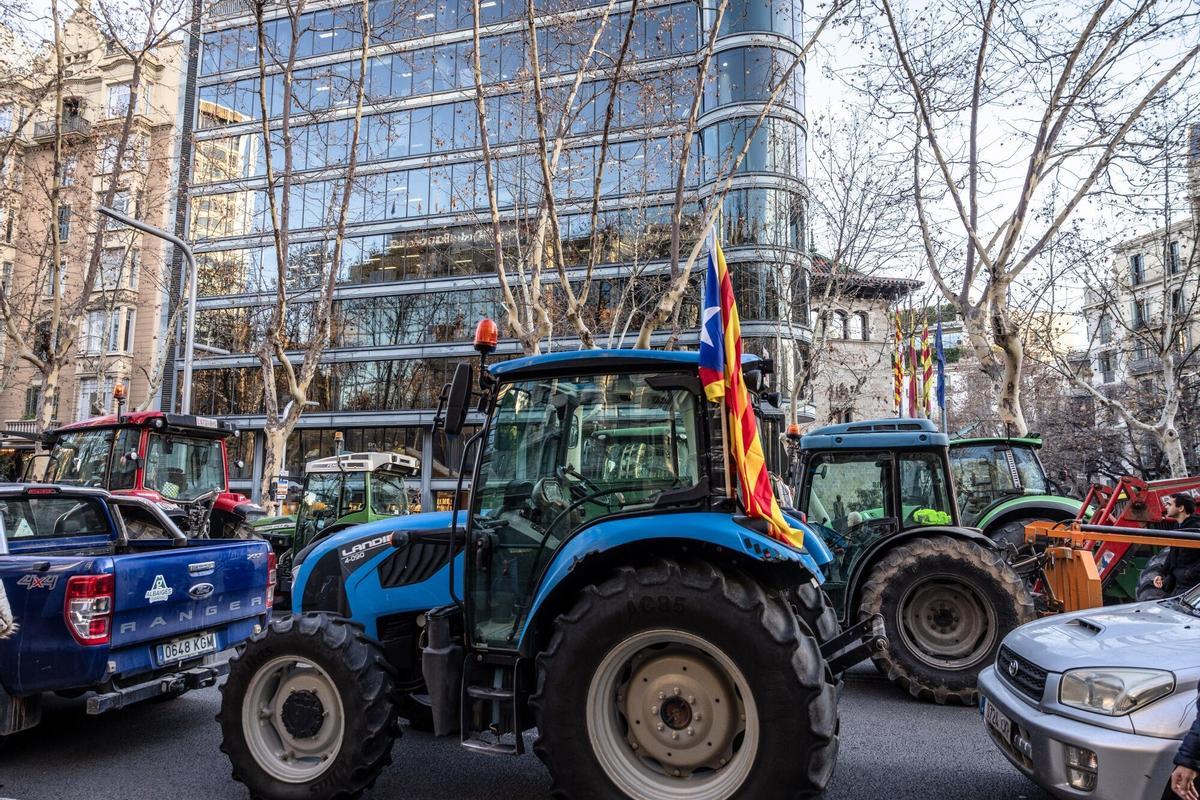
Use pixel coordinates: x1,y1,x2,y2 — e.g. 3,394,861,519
218,613,399,800
532,558,837,800
859,536,1034,705
1135,549,1172,601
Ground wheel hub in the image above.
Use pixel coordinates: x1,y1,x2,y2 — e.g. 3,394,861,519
900,577,996,669
280,689,325,739
621,650,741,774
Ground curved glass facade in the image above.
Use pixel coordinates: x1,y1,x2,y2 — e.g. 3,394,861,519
183,0,810,501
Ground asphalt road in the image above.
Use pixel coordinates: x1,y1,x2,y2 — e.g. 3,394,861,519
0,665,1051,800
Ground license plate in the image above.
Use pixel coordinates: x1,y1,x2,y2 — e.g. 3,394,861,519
157,632,217,664
984,697,1013,742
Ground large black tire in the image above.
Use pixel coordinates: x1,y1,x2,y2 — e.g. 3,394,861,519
1136,549,1172,601
218,613,399,800
791,580,839,645
531,557,838,800
859,536,1034,705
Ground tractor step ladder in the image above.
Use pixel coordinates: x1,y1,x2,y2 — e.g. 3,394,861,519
460,653,525,756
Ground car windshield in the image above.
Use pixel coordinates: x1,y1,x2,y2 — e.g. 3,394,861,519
143,434,225,501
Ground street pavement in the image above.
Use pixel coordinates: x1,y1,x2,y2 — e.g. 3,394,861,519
0,664,1051,800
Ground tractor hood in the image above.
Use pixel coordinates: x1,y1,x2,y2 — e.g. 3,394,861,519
1004,599,1200,673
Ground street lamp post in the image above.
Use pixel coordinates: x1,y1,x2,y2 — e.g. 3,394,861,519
96,205,198,415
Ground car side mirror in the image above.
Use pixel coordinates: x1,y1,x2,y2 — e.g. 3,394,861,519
439,362,473,436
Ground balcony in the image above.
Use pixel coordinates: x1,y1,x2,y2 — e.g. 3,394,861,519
2,419,58,438
1128,356,1159,375
33,115,91,141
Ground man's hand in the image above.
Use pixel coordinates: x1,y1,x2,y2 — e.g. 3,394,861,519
1155,575,1166,589
1171,765,1199,800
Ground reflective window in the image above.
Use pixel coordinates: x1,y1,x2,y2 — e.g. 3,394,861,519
704,46,804,114
722,187,804,249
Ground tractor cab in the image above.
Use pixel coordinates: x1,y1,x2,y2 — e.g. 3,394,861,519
791,420,958,599
33,412,262,539
292,452,419,552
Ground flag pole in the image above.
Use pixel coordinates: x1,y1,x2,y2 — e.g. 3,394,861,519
720,397,734,500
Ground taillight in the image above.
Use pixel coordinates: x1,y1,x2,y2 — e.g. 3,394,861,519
64,574,115,645
265,550,277,611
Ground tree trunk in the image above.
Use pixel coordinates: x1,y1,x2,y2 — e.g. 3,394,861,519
259,426,288,514
38,366,61,433
1159,424,1188,477
994,316,1028,436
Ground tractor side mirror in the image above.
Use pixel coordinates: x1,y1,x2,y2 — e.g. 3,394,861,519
125,450,139,463
440,362,473,436
744,369,763,393
235,459,245,470
286,483,303,504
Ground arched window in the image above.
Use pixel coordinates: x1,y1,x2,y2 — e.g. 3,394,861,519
856,311,870,341
830,311,848,340
846,312,863,341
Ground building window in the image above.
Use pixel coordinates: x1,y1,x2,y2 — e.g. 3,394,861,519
83,309,105,354
59,156,77,187
0,206,10,243
122,308,136,353
829,311,848,340
857,312,870,341
1169,241,1181,274
1130,253,1144,284
57,204,70,242
23,386,40,419
1,261,11,296
1172,289,1184,317
1098,353,1115,384
107,308,123,352
846,312,863,341
1132,299,1150,328
1098,315,1112,344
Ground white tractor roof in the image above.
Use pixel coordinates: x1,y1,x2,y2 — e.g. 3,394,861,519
304,452,420,475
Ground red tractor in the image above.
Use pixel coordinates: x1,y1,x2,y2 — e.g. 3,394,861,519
31,411,264,539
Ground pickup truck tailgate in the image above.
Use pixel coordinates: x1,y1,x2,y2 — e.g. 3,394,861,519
112,541,269,648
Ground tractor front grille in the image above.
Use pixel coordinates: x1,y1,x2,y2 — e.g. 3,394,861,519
997,645,1048,703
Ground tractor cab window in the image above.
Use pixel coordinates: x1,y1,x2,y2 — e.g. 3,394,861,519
108,428,140,490
897,452,954,528
46,430,113,486
144,434,225,501
342,473,366,514
951,445,1047,521
371,472,412,515
469,372,701,648
801,452,891,553
300,473,344,532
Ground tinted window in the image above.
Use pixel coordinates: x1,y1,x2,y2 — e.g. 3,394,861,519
0,496,109,539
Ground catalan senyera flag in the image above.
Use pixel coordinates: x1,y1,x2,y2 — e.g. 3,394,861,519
908,328,919,418
892,352,903,415
894,310,906,414
921,318,932,415
698,233,806,550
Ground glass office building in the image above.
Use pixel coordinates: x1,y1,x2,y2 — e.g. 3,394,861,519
179,0,811,505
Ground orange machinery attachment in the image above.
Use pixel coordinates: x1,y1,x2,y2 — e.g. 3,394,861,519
1024,519,1200,614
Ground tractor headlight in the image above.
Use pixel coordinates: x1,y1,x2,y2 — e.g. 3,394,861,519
1059,668,1174,715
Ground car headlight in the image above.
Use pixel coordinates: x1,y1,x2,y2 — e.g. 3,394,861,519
1059,668,1175,715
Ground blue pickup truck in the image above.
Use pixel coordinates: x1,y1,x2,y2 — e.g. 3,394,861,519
0,484,274,739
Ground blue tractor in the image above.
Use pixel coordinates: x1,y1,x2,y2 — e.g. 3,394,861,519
218,341,879,800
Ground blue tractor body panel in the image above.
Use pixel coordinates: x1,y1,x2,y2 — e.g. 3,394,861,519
517,510,828,649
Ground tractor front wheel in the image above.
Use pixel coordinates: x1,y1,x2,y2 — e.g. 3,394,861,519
859,536,1034,705
532,558,837,800
218,613,399,800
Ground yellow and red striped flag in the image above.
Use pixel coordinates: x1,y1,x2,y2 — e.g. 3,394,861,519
908,329,919,418
892,352,903,415
698,234,805,550
921,318,933,416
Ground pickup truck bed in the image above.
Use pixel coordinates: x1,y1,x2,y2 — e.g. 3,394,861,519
0,485,272,738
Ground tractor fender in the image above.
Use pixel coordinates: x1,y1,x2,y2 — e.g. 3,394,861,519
976,495,1081,534
841,525,998,624
517,511,826,653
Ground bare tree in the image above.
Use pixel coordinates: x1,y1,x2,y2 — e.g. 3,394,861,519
0,0,194,430
865,0,1200,435
246,0,373,508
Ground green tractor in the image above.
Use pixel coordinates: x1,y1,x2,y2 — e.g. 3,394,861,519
252,451,420,595
787,419,1035,704
947,435,1080,550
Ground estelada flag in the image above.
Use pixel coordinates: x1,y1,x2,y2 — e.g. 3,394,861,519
698,232,805,550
